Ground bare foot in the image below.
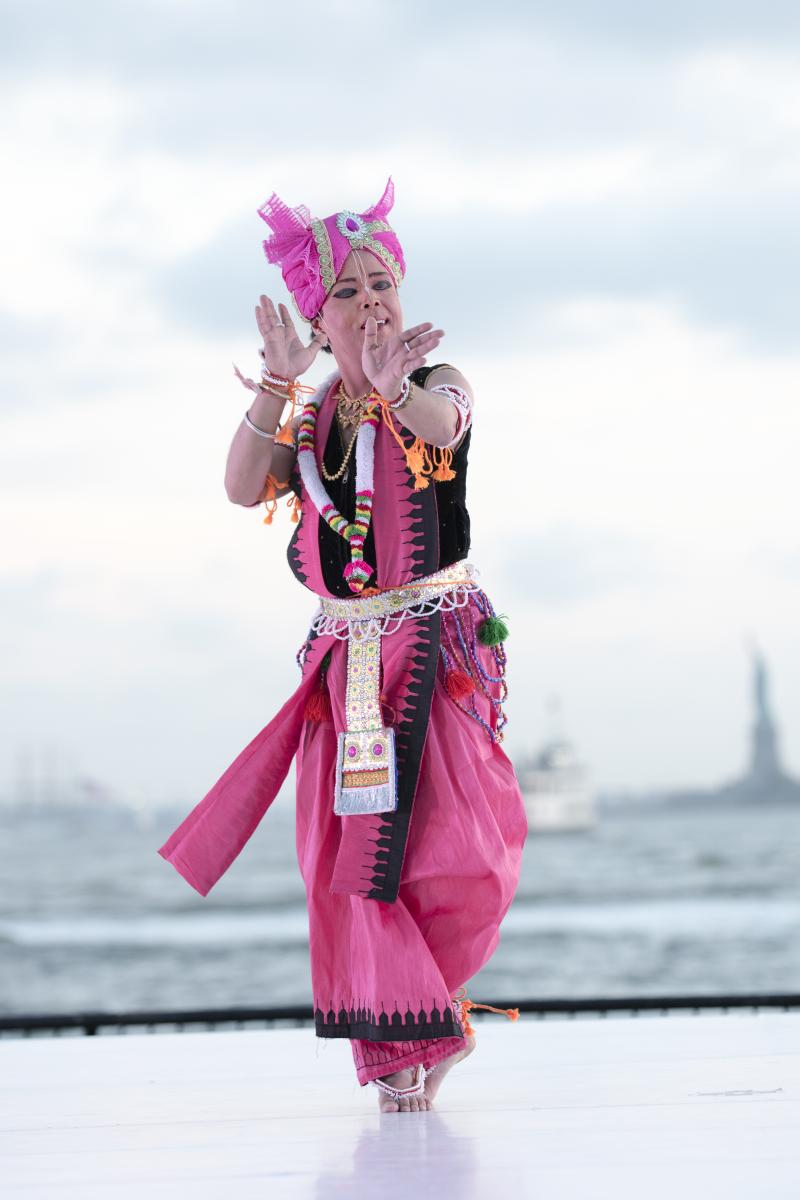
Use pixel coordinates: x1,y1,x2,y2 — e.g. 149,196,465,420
424,1033,476,1106
374,1063,432,1113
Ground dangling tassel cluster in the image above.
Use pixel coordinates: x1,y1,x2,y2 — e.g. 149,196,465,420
304,649,333,722
260,473,279,525
439,590,510,743
378,402,458,490
258,473,301,525
432,445,456,481
452,985,520,1037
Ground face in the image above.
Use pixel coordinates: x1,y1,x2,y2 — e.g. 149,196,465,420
312,248,403,359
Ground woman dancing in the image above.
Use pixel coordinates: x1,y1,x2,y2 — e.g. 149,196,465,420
158,177,528,1113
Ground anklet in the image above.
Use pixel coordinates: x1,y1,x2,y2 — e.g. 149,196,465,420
371,1062,427,1101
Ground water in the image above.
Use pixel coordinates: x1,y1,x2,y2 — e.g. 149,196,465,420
2,792,799,1016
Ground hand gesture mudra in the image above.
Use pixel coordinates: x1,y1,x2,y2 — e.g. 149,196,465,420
232,295,326,394
362,317,444,400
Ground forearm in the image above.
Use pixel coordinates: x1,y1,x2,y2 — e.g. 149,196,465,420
224,389,290,504
387,381,458,447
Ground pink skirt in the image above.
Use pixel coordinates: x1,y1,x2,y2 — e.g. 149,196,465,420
294,609,529,1086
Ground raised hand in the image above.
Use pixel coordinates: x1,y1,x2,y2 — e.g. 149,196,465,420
256,295,326,380
362,318,444,400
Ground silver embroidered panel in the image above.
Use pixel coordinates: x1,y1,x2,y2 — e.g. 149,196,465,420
319,560,480,817
334,727,398,815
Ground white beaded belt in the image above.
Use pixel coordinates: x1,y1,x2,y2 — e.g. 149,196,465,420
311,560,481,816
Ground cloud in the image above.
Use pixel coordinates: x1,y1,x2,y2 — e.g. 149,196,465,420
505,525,664,607
3,4,800,795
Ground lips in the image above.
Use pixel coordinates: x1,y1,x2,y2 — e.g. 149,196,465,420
360,318,388,330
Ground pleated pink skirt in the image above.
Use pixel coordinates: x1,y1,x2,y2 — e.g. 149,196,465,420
294,611,528,1086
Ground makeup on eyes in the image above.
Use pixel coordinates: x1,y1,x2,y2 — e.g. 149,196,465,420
334,280,391,298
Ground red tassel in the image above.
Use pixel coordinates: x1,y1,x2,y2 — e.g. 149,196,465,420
304,678,332,722
445,668,475,700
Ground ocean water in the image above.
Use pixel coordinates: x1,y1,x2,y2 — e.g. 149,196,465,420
1,791,799,1016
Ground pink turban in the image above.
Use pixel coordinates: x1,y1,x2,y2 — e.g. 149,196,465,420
257,176,406,323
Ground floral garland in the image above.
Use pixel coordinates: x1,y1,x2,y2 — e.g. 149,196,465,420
297,380,383,594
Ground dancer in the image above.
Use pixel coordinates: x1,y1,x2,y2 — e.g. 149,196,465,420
157,178,528,1113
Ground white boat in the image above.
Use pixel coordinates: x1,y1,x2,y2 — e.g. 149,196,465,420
516,697,596,832
518,737,596,831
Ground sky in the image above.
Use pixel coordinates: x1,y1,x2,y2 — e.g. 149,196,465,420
2,0,800,807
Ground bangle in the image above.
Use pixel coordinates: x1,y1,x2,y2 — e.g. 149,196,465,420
385,376,412,410
244,409,276,438
258,354,295,386
260,367,295,389
258,380,291,401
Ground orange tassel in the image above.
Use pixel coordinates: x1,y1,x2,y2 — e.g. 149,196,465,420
260,473,279,525
258,473,298,525
432,445,456,481
405,436,428,474
377,400,445,490
265,376,315,445
452,985,519,1037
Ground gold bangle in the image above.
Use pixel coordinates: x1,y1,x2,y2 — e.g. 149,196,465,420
257,381,291,400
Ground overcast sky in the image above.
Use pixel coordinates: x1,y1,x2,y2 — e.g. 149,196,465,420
2,0,799,807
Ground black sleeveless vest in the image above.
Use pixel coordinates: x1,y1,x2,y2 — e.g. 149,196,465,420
288,363,471,597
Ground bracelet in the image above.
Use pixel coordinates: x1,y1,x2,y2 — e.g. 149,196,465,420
258,379,291,401
258,352,294,387
244,409,276,438
260,367,295,390
385,375,412,410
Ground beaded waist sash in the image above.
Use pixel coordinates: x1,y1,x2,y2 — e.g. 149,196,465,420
310,560,481,816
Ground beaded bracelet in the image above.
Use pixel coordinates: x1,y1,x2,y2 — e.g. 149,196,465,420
257,356,315,411
384,375,412,410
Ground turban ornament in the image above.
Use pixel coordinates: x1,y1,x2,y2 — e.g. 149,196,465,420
257,176,406,323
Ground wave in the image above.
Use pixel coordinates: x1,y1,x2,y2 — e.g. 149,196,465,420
2,894,799,947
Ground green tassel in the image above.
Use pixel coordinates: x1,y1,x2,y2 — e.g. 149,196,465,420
477,613,509,646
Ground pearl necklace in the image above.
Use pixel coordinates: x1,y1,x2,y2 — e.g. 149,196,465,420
297,378,383,593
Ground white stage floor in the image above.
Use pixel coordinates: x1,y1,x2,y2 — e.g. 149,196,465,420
2,1011,799,1198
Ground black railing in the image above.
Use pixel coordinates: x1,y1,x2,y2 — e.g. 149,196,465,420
2,992,800,1037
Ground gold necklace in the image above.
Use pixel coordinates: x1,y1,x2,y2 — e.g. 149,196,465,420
336,379,375,419
321,388,363,482
321,381,376,482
